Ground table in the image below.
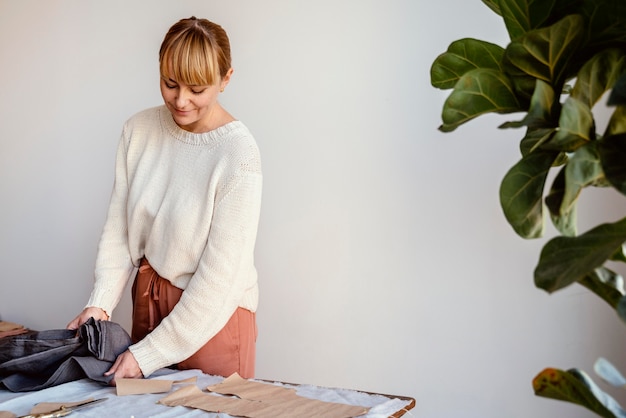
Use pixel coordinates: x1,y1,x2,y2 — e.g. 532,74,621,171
0,369,415,417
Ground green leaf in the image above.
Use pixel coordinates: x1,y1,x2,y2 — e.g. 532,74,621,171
545,167,577,236
439,68,523,132
534,217,626,293
501,79,557,130
605,106,626,137
480,0,501,16
581,1,626,53
571,49,626,109
519,127,558,156
599,133,626,196
523,79,556,128
618,296,626,324
499,0,557,40
533,368,626,418
611,244,626,263
545,142,607,236
608,73,626,106
431,39,505,90
500,151,558,238
544,97,594,152
556,2,626,80
503,14,585,97
561,142,605,212
578,267,625,311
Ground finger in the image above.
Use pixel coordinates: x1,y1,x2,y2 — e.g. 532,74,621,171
104,357,121,377
67,313,88,330
67,314,81,329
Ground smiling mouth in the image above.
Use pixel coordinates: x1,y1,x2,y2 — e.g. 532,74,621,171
174,111,193,119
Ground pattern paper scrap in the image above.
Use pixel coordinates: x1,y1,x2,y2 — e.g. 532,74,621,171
158,373,369,418
116,376,197,396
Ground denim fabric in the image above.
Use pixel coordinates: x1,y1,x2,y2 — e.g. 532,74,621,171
0,318,131,392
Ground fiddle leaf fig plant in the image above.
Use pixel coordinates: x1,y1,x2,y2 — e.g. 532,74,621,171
430,0,626,415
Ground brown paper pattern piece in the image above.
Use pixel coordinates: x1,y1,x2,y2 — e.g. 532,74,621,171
159,373,369,418
0,322,24,333
29,398,96,414
160,385,269,416
208,373,296,401
0,321,28,339
116,376,197,396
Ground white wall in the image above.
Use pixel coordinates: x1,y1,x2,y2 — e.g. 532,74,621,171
1,1,625,417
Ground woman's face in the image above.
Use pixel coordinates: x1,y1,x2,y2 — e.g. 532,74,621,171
160,70,231,133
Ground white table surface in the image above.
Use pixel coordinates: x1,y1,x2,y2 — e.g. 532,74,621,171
0,369,414,417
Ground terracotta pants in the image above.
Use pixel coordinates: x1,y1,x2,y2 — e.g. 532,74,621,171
131,258,256,378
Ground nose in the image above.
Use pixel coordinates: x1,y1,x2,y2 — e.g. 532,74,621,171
175,88,191,108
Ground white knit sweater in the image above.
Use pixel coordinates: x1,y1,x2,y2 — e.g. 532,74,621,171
86,105,262,376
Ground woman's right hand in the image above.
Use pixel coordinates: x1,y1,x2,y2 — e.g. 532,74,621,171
67,306,109,330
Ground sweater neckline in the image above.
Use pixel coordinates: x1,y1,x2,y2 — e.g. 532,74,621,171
159,105,242,146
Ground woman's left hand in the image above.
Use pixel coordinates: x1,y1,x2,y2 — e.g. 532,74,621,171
105,350,143,385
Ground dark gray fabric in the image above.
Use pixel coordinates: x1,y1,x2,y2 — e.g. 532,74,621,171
0,318,131,392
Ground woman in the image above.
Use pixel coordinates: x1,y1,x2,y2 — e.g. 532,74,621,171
67,16,262,383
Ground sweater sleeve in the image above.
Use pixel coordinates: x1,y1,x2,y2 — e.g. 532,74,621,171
128,165,262,376
86,126,136,316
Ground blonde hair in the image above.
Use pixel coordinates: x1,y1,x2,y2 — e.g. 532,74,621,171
159,17,231,86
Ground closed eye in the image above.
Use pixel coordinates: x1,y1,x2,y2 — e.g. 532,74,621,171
162,78,207,94
162,78,178,89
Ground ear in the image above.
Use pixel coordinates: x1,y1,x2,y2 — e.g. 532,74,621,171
221,68,234,90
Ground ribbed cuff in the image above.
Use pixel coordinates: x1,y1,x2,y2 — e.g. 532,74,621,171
85,289,117,318
128,337,169,378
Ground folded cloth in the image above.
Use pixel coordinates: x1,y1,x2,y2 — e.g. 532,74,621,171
0,329,29,340
0,318,131,392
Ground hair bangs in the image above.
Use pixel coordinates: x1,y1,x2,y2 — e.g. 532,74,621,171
159,32,221,86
